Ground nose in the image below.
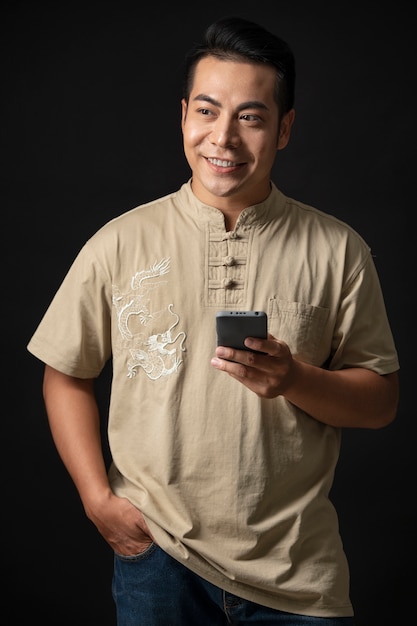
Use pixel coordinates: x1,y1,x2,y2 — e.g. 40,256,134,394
210,116,240,149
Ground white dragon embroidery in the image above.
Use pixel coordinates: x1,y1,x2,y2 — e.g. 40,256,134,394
112,258,186,380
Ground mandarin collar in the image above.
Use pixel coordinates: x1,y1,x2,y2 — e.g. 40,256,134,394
177,179,286,230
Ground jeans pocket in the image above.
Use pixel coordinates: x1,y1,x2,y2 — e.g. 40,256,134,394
114,541,156,562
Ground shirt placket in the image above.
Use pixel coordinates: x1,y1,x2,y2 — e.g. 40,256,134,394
207,228,250,307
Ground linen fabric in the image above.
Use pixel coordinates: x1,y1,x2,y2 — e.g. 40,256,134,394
27,181,399,617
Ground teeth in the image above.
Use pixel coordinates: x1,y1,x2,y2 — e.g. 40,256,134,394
208,158,236,167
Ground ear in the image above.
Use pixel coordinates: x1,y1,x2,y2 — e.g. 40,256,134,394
277,109,295,150
181,98,188,129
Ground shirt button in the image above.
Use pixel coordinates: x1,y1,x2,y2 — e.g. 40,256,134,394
222,278,235,288
223,256,235,266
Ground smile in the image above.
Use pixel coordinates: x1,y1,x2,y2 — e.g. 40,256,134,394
207,158,238,167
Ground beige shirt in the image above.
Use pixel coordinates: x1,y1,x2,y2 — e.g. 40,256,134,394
27,181,399,617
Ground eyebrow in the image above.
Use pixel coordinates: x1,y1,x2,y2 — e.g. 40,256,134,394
192,94,270,112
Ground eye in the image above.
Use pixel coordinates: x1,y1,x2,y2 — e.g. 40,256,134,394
197,108,213,116
240,113,262,122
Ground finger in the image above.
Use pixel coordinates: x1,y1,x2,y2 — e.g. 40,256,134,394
214,346,260,368
211,355,248,378
246,337,287,358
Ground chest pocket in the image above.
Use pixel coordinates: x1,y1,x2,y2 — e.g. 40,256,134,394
268,297,330,366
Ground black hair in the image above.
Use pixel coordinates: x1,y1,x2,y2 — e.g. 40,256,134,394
182,16,296,115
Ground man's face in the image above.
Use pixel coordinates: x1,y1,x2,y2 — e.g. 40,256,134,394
181,56,293,210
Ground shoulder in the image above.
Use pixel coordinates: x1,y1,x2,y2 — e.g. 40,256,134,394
81,186,186,252
285,191,371,258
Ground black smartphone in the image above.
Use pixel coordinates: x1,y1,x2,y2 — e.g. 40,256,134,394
216,311,268,351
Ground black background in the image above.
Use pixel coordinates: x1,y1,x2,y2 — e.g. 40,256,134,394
2,0,415,624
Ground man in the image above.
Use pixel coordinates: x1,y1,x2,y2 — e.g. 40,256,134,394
27,16,399,625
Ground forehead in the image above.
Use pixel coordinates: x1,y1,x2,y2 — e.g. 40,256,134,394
191,56,277,105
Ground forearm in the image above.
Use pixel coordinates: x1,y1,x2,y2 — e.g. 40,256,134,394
43,365,112,514
213,337,399,429
283,361,399,429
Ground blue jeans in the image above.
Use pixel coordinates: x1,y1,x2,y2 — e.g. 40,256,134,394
112,544,355,625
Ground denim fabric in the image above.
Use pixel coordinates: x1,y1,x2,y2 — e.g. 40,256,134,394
112,545,355,625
